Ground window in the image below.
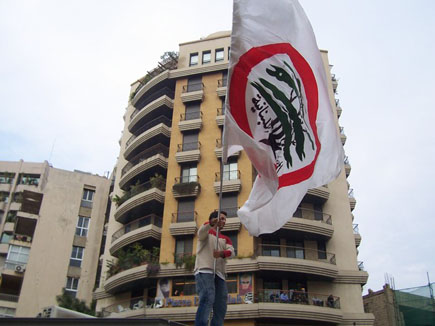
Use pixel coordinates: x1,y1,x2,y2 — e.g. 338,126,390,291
0,192,9,203
0,173,14,184
223,161,238,180
181,165,197,183
215,48,224,62
172,277,196,296
293,206,302,218
65,277,79,297
202,50,211,64
19,174,40,186
175,237,193,265
186,76,202,92
224,231,238,256
177,198,195,222
286,240,304,259
317,240,327,260
0,307,15,317
313,204,323,221
262,238,280,257
184,103,201,121
226,274,237,293
70,246,84,267
75,216,90,237
7,245,30,264
189,53,198,66
221,70,228,87
182,132,199,151
221,193,238,217
0,232,12,244
228,46,231,60
81,189,95,208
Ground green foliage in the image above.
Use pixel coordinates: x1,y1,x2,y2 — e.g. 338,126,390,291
56,289,95,316
150,174,166,190
174,254,196,271
172,181,200,194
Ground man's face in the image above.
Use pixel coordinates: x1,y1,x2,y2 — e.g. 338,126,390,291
217,214,226,228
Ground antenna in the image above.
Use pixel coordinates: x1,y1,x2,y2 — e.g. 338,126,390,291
48,138,57,163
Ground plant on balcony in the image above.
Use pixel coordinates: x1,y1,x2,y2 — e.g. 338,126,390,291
111,194,121,206
56,288,96,316
172,182,200,195
150,173,166,191
6,211,17,223
174,253,196,271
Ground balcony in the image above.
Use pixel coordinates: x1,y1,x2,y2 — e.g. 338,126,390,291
181,82,204,103
331,74,338,93
129,90,174,133
304,185,330,204
110,214,163,255
283,208,333,239
124,117,171,160
214,171,241,194
169,211,198,236
175,142,201,164
172,177,201,199
3,260,27,276
216,107,225,126
336,99,342,118
0,293,19,303
214,139,240,159
114,181,165,224
102,296,151,317
339,127,347,145
216,78,227,97
119,144,169,190
348,189,356,211
353,224,361,247
178,111,203,132
104,262,157,294
255,244,338,279
358,261,365,271
344,156,351,178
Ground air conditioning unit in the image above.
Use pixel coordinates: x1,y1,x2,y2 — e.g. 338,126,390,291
39,306,96,318
15,265,25,273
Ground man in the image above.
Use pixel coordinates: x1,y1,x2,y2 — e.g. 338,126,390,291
194,210,235,326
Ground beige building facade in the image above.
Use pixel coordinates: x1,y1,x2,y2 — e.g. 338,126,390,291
0,160,111,317
95,31,374,325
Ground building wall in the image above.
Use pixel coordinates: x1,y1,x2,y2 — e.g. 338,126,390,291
0,161,110,317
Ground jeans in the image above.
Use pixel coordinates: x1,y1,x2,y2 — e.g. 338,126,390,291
195,273,228,326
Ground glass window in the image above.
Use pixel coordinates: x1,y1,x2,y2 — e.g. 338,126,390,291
184,103,201,121
177,198,195,222
286,240,304,259
215,48,224,62
175,237,193,259
7,245,30,264
0,232,12,244
172,277,196,296
221,193,238,217
181,165,197,183
313,204,323,221
228,46,231,60
317,240,327,259
262,238,280,257
187,76,202,92
75,216,90,237
189,53,198,66
223,161,238,180
70,246,84,267
224,231,238,256
202,51,211,64
226,274,237,293
182,132,199,151
65,277,79,297
81,189,95,208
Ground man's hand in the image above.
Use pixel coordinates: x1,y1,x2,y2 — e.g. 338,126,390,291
213,250,225,259
209,218,218,227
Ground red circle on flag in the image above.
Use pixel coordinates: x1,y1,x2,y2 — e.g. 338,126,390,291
229,43,321,187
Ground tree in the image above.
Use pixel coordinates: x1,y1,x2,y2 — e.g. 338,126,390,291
56,289,96,316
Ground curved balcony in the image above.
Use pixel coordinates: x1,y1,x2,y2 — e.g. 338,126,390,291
114,181,165,224
304,185,330,204
283,208,333,239
255,244,338,279
169,211,198,236
110,214,163,255
181,82,204,103
104,263,150,294
178,111,203,132
119,144,169,190
214,171,241,193
124,116,171,160
172,177,201,199
348,189,356,211
336,99,342,118
102,296,152,317
175,142,201,164
216,107,225,126
339,127,347,145
131,69,172,106
129,93,173,133
353,224,361,247
214,139,240,159
216,78,227,97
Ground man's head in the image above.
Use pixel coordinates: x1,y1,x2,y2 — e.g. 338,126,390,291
209,210,227,228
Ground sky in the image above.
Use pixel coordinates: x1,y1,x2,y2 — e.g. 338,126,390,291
1,0,434,294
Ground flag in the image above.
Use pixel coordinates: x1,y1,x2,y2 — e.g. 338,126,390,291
222,0,344,236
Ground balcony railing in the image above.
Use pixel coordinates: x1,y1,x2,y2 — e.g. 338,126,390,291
130,87,174,120
180,111,202,121
102,295,153,316
218,78,227,88
0,293,19,302
175,175,198,184
4,260,27,271
121,144,169,177
353,224,360,234
256,289,340,308
215,170,241,181
171,211,198,223
117,180,166,207
358,261,365,271
217,107,225,116
126,116,171,148
177,141,201,152
293,207,332,224
112,214,163,243
256,244,336,265
182,82,204,93
335,99,340,107
348,188,354,198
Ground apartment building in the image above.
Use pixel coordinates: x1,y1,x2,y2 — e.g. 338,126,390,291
95,31,374,325
0,160,111,317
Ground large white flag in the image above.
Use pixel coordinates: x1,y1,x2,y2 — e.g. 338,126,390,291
223,0,344,236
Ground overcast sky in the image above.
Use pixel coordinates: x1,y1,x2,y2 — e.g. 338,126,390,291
1,0,434,294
